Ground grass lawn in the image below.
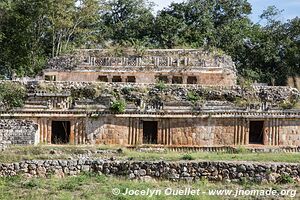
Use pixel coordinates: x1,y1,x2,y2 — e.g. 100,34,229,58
0,145,300,163
0,172,298,200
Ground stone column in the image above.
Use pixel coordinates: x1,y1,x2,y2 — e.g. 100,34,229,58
157,119,162,144
184,57,188,66
167,76,172,84
47,120,51,144
70,120,75,145
107,75,113,83
121,75,126,83
39,119,43,143
74,121,78,145
182,76,187,84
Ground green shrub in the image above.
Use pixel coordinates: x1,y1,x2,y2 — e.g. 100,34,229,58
155,80,166,91
181,154,194,160
71,86,97,99
279,100,296,110
0,82,26,108
121,86,133,95
234,97,248,107
23,179,41,189
110,99,126,113
187,91,200,103
279,174,294,184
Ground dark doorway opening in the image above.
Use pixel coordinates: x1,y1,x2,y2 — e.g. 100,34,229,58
187,76,197,84
51,121,70,144
156,76,168,83
126,76,136,83
143,121,158,144
172,76,183,84
112,76,122,82
249,121,264,144
98,75,108,82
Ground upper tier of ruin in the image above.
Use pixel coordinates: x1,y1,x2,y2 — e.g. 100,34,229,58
43,49,237,86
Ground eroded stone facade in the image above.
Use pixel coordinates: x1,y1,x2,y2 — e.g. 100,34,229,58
0,119,38,146
1,49,300,148
43,49,237,86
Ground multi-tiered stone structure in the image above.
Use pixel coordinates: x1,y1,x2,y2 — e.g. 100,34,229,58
1,49,300,149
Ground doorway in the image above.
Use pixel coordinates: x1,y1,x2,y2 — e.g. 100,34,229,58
187,76,197,84
143,121,158,144
249,121,264,144
51,121,70,144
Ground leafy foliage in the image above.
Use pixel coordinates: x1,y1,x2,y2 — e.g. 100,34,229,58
187,91,200,103
110,99,126,113
181,154,194,160
155,80,167,91
0,82,26,108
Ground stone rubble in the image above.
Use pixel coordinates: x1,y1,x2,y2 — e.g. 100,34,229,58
0,159,299,184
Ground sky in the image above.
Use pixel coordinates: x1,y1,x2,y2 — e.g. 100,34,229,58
151,0,300,23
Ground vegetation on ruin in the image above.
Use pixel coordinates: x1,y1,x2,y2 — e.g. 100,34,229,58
0,172,298,200
0,0,299,86
155,80,167,91
1,145,300,164
23,82,299,110
110,99,126,113
71,86,98,100
279,101,296,110
187,91,201,103
0,82,26,108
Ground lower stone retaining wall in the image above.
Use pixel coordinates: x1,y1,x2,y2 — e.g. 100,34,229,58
0,119,38,148
1,159,299,184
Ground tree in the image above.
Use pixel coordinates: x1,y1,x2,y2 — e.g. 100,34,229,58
0,0,102,78
101,0,154,44
48,0,102,57
153,3,187,48
0,0,49,77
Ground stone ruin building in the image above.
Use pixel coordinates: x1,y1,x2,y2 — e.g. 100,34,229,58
1,49,300,149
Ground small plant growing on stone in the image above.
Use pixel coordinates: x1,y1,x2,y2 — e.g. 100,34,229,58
239,77,254,91
181,154,194,160
110,99,126,113
239,177,250,187
279,174,294,184
121,86,133,95
187,91,201,104
279,100,296,110
234,97,248,108
155,80,166,91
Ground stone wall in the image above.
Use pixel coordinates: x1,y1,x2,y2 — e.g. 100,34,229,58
87,116,129,145
1,116,300,147
88,117,300,147
0,119,38,146
25,81,300,110
44,49,237,85
43,69,236,86
280,119,300,146
0,159,299,184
